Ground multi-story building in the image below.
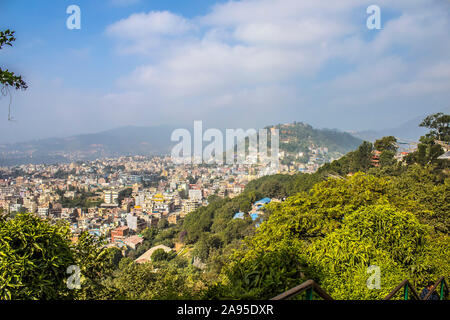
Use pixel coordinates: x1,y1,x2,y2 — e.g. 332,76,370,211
104,190,119,205
188,189,202,201
37,207,49,218
182,200,201,217
110,226,129,243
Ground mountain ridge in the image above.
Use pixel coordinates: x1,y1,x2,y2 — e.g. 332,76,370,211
0,122,362,166
351,108,450,142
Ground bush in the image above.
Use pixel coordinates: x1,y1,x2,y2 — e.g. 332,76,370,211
0,213,74,300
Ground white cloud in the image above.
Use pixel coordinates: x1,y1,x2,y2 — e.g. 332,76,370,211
107,11,193,38
103,0,450,131
7,0,450,144
106,11,196,54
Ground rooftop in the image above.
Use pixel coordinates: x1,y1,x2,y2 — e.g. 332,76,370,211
135,244,172,264
437,151,450,160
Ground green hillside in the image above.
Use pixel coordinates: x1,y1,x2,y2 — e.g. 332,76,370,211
1,113,449,300
274,122,361,154
234,122,362,166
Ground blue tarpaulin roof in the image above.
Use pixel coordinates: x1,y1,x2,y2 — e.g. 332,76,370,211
88,230,101,237
255,198,271,205
233,212,245,219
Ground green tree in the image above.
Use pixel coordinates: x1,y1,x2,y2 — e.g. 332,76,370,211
142,227,158,243
111,259,205,299
0,213,74,300
379,150,396,167
420,112,450,142
0,213,119,300
405,136,445,165
151,248,176,262
69,232,118,299
157,218,169,229
117,188,132,206
215,173,446,300
193,234,223,261
374,136,398,153
306,204,429,299
0,30,28,91
405,113,449,166
352,141,374,172
106,246,124,269
187,175,198,184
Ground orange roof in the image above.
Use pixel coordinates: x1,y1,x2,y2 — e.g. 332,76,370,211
113,226,129,232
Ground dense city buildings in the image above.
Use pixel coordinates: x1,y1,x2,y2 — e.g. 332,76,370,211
0,129,424,253
0,153,306,250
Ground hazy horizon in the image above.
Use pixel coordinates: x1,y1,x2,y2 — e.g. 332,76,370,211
0,111,439,145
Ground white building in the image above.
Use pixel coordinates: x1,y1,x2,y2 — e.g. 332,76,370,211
37,207,49,218
104,190,119,205
188,189,202,201
126,213,138,231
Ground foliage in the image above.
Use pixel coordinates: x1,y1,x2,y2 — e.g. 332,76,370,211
109,257,206,300
0,213,74,300
273,122,362,154
420,112,450,142
193,233,223,262
157,218,169,230
2,113,448,300
56,188,103,209
374,136,398,153
71,232,117,299
117,188,132,205
151,248,176,262
214,173,449,299
213,239,308,299
0,30,27,90
0,213,118,300
404,113,449,166
387,164,450,233
405,137,445,166
306,204,429,299
318,141,374,175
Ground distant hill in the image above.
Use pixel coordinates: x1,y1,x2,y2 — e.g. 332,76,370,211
0,125,177,166
268,122,362,164
351,116,428,142
0,122,363,166
273,122,362,154
352,109,450,142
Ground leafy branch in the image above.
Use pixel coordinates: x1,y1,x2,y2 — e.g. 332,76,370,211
0,29,28,91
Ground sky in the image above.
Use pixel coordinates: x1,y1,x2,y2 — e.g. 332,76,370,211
0,0,449,143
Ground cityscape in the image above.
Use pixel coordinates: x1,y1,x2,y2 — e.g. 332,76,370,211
0,126,341,251
0,0,449,309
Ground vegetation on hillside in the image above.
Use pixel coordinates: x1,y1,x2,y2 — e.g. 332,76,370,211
0,113,448,300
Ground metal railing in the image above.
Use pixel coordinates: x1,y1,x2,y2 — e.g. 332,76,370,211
383,279,421,300
384,277,449,300
270,279,333,300
272,277,448,300
423,277,449,301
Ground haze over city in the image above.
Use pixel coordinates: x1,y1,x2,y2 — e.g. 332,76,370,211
1,0,449,144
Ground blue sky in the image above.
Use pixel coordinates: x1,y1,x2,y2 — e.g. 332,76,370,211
0,0,449,143
0,0,226,91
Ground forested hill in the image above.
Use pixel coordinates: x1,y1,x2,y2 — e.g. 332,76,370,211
0,121,361,166
272,122,362,155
